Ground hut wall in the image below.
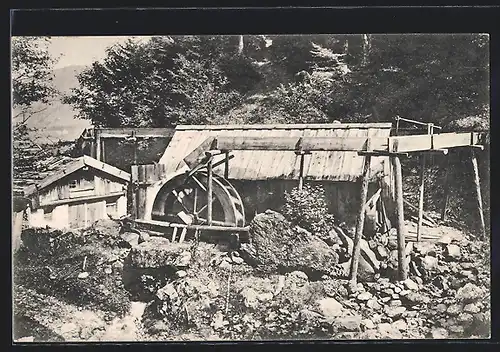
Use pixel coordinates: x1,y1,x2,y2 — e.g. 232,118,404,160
230,179,381,225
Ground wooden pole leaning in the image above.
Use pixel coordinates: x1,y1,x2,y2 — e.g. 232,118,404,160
471,148,486,240
349,139,372,292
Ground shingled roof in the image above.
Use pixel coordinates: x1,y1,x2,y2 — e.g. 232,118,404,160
158,123,393,182
24,155,131,197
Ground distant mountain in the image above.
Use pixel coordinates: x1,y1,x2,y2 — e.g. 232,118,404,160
12,65,92,145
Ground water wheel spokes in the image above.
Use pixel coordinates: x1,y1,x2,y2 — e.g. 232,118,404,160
152,171,245,228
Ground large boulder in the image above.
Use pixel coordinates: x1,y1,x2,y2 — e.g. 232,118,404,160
248,210,338,276
125,237,190,269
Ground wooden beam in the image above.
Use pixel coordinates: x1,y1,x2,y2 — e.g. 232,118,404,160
297,152,306,190
358,150,409,157
101,138,106,163
175,123,394,131
193,132,484,158
471,149,486,239
132,131,138,165
215,136,389,152
390,134,432,153
433,132,481,150
207,157,213,225
95,129,102,161
98,128,175,138
403,199,437,226
349,141,372,291
224,151,230,179
134,218,249,232
39,191,125,208
183,137,216,169
392,155,408,281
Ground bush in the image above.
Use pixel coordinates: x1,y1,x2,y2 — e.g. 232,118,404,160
281,184,340,244
14,228,132,317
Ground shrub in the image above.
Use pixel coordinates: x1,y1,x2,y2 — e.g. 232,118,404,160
281,184,340,244
14,228,132,317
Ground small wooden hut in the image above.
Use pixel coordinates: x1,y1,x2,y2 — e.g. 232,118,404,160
24,155,131,230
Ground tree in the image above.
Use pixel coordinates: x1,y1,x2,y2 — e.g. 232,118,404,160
11,36,59,181
64,36,249,127
11,36,58,123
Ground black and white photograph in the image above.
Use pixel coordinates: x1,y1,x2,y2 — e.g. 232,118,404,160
11,33,491,342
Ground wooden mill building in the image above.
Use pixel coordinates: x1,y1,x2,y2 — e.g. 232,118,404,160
24,155,131,230
133,122,396,225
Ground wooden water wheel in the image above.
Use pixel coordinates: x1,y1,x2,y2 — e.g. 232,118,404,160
151,171,245,228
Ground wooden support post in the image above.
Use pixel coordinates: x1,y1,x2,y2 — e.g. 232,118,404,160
471,148,486,239
417,123,432,241
298,152,306,191
224,151,230,179
132,131,138,165
441,154,451,221
392,155,408,281
101,138,106,163
179,228,187,243
417,154,426,242
95,128,101,161
207,157,213,225
349,141,372,291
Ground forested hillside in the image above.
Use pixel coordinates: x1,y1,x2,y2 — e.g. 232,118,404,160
64,34,489,132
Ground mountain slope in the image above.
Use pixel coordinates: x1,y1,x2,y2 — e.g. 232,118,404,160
13,65,92,145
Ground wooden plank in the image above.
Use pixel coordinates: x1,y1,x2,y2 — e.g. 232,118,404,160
391,135,432,153
30,159,86,195
215,136,389,152
403,199,437,225
98,128,175,138
39,192,125,208
349,142,372,291
433,132,479,149
183,137,216,169
134,218,250,232
471,149,486,239
175,123,394,131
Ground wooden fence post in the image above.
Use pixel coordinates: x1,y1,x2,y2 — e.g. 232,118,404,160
349,140,372,291
392,155,408,281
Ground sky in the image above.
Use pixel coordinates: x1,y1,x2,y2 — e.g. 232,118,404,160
49,36,152,69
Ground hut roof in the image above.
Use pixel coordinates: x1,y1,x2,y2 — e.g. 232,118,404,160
24,155,131,197
158,123,393,182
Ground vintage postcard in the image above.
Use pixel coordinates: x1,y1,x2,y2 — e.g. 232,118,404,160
12,31,490,342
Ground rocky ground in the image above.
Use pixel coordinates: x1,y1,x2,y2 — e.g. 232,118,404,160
12,210,490,342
